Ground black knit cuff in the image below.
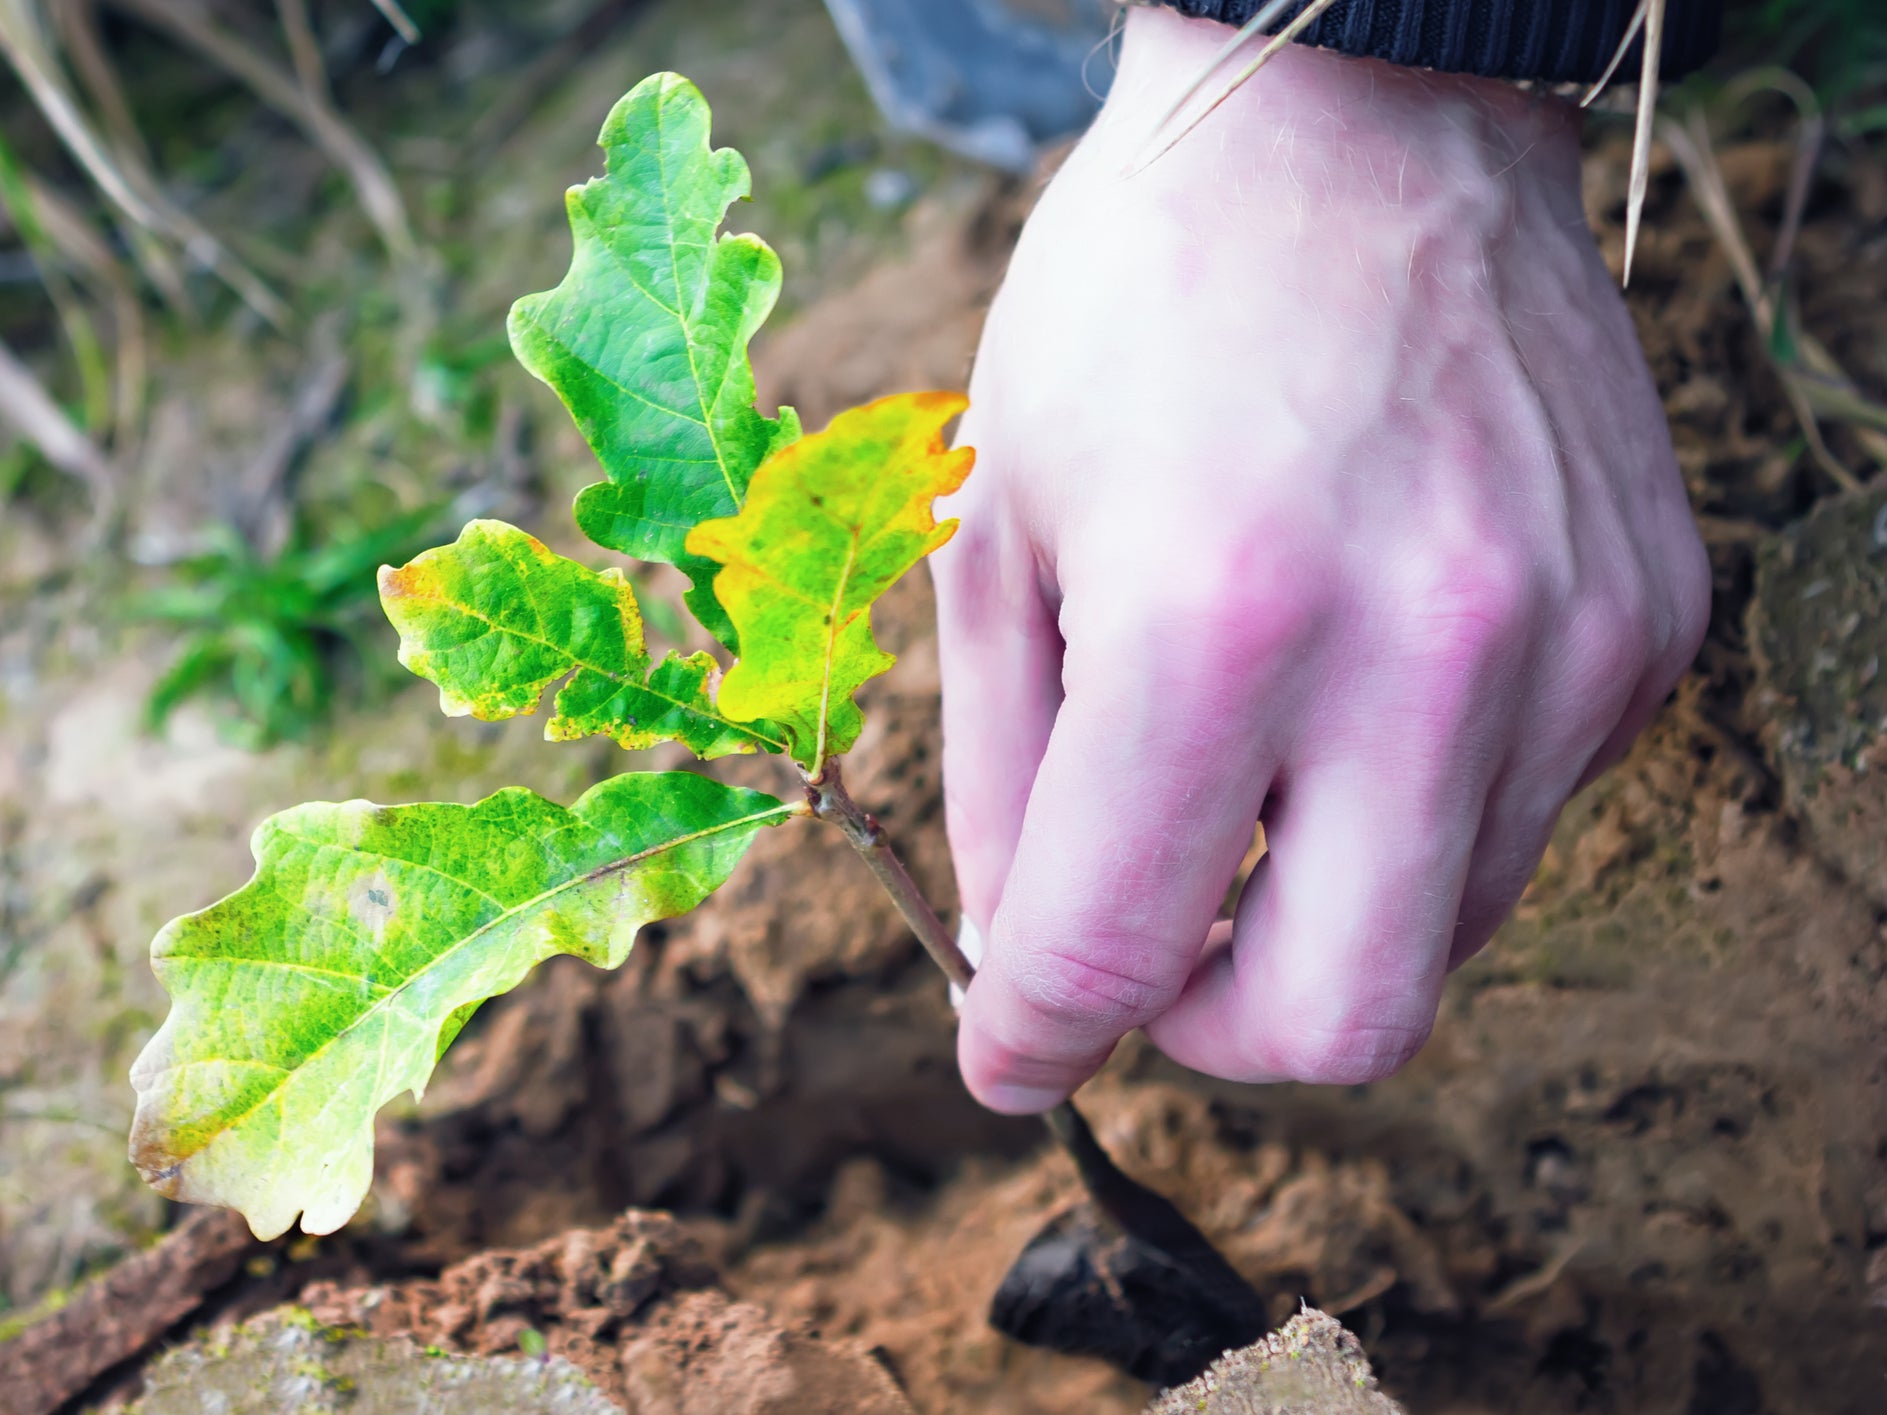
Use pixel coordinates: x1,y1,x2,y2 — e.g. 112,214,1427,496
1152,1,1722,85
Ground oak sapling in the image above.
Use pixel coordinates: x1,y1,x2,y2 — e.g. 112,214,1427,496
128,73,1263,1375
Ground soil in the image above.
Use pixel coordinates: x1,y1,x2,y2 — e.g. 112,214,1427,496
296,1212,914,1415
2,7,1885,1414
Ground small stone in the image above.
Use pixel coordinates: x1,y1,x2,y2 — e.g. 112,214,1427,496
1144,1309,1404,1415
1750,486,1887,901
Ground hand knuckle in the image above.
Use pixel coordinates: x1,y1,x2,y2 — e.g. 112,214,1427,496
1239,947,1438,1082
1018,936,1177,1030
1397,545,1535,669
1569,588,1655,698
1255,1008,1434,1085
934,520,1028,625
1610,582,1659,654
1669,537,1713,666
1101,543,1333,684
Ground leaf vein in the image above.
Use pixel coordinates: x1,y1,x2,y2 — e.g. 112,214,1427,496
159,803,797,1166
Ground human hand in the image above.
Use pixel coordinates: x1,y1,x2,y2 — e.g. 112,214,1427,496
932,10,1710,1113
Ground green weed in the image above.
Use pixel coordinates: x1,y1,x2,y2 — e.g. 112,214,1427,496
138,500,448,748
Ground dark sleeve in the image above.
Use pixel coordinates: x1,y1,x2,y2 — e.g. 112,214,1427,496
1151,1,1722,85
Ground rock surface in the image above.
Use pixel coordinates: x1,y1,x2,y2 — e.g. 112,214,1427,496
1749,484,1887,902
1145,1310,1402,1415
129,1313,618,1415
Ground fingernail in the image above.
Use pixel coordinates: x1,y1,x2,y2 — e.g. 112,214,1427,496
958,915,987,968
949,917,986,1011
978,1081,1068,1115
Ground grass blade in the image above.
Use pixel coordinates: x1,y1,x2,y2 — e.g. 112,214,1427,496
1582,0,1650,108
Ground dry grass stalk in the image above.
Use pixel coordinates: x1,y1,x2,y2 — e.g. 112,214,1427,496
108,0,415,263
50,0,150,163
55,1,340,321
1583,0,1668,285
0,162,147,442
1582,0,1649,108
1621,0,1667,284
369,0,420,45
1130,0,1340,172
275,0,332,105
1138,0,1293,143
22,169,149,451
0,0,288,325
0,136,112,437
1658,105,1886,491
0,0,159,231
0,0,425,513
0,334,113,497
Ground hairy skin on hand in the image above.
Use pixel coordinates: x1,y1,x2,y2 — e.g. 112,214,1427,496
936,9,1710,1113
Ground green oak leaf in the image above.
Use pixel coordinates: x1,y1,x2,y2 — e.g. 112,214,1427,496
129,773,793,1240
507,71,799,648
686,392,973,773
379,519,785,759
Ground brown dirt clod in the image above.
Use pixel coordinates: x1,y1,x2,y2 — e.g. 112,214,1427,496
622,1289,914,1415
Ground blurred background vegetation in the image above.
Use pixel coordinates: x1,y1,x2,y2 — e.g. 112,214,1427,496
0,0,1879,745
0,0,982,745
1722,0,1887,116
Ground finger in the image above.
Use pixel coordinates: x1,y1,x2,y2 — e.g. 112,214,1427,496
1451,619,1640,964
931,502,1064,930
1453,559,1707,965
1572,591,1709,793
1446,770,1562,970
1142,739,1490,1085
1141,549,1531,1084
956,572,1315,1113
1452,734,1636,972
1572,500,1711,795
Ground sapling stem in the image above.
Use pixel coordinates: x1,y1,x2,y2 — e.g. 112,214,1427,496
802,759,973,990
800,759,1132,1151
803,761,1267,1329
802,761,1099,1164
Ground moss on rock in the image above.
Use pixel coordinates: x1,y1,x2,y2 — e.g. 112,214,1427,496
1750,485,1887,901
129,1311,618,1415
